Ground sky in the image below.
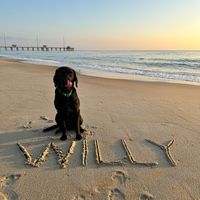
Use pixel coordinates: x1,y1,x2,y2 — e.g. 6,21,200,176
0,0,200,50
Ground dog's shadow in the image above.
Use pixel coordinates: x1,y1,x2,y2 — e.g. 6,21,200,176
0,128,83,170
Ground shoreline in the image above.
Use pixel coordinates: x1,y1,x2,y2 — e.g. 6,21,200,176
1,56,200,86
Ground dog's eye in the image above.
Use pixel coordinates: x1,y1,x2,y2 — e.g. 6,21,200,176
68,74,73,80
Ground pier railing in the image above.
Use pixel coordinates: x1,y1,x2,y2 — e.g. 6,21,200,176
0,45,74,51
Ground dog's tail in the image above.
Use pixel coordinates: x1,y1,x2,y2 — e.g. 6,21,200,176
43,124,58,132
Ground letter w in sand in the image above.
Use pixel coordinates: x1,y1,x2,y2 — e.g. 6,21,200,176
17,142,77,168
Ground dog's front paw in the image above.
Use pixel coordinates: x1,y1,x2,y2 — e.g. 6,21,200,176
60,134,67,141
76,134,82,140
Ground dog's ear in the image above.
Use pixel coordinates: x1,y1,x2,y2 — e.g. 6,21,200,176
53,73,59,87
73,70,78,87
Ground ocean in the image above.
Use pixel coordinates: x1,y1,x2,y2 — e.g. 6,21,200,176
1,50,200,84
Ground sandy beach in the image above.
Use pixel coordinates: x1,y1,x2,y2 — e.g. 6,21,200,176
0,58,200,200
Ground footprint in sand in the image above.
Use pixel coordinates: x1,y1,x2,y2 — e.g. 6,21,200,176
111,170,128,185
140,192,154,200
107,170,128,200
73,171,128,200
107,188,125,200
0,174,21,200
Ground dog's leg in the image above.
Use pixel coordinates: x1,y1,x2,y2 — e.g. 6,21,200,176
60,134,67,141
56,114,67,141
60,122,67,141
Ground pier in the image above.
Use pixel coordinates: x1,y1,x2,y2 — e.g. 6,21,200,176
0,45,74,51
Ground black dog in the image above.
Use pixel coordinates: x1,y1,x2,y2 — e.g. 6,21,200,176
43,66,83,141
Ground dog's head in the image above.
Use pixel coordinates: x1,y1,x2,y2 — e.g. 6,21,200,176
53,66,78,91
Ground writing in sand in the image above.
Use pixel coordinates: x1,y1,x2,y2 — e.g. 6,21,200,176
17,137,177,169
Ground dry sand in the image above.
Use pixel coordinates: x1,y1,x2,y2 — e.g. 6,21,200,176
0,58,200,200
